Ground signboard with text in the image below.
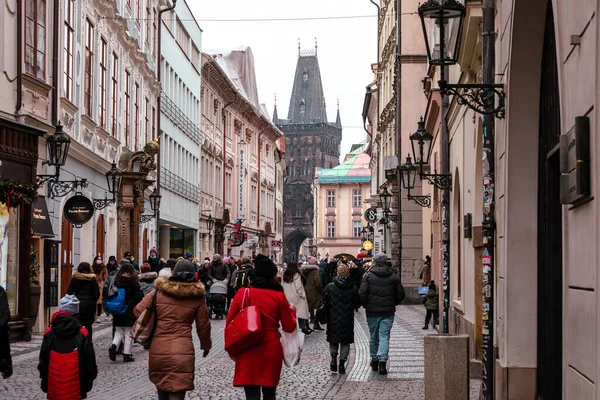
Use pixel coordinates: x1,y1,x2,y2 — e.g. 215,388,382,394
63,195,94,226
238,139,247,219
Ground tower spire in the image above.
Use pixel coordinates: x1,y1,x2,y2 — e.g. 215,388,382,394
315,37,318,56
336,98,342,128
273,94,279,124
298,38,301,57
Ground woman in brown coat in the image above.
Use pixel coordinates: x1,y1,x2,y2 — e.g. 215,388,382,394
134,259,212,400
301,256,324,331
92,256,107,322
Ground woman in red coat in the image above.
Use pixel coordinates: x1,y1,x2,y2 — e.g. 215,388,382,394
227,254,297,400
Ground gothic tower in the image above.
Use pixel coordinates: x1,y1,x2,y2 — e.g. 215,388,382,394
274,45,342,261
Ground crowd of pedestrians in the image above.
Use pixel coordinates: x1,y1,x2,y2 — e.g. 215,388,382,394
0,249,412,399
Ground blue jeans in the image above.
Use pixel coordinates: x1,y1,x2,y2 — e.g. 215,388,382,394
367,316,394,361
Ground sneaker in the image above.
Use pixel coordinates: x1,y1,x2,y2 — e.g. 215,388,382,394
109,344,117,361
422,326,429,330
123,354,135,362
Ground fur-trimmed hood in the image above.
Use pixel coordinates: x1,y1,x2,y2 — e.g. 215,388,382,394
72,272,97,281
139,271,158,282
154,277,206,298
300,264,319,275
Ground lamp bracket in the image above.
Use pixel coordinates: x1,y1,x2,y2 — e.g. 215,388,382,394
408,194,432,208
48,179,89,199
92,197,115,211
37,174,59,186
421,173,452,190
140,214,155,223
388,214,399,223
440,81,506,119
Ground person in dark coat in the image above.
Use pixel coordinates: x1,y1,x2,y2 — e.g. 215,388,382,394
0,286,12,379
124,251,139,273
358,252,405,375
145,248,165,274
323,265,359,374
38,294,97,399
325,261,338,286
207,254,230,282
67,262,100,338
108,263,143,362
139,263,158,296
347,260,364,290
301,256,324,331
423,280,439,330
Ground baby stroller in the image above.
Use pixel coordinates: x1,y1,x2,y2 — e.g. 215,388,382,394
208,279,228,319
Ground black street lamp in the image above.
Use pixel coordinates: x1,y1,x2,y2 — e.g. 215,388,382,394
140,187,162,223
93,162,123,210
379,186,392,214
409,119,452,190
206,214,214,233
400,155,432,208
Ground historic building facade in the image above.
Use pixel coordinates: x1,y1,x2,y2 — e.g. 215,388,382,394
200,48,285,261
157,0,202,260
275,46,342,261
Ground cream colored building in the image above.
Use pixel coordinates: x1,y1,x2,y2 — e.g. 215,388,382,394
314,146,371,260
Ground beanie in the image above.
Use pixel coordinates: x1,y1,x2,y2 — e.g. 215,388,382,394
173,259,196,275
373,252,387,265
59,294,80,315
254,254,277,279
185,252,193,259
307,256,318,265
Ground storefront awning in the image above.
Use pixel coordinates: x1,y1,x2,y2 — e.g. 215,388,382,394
32,198,54,238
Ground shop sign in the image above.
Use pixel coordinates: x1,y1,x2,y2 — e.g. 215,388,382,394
363,240,373,251
364,207,378,223
63,195,94,227
560,116,591,205
230,231,245,247
271,240,281,248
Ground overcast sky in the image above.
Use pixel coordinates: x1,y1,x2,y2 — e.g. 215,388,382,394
188,0,378,160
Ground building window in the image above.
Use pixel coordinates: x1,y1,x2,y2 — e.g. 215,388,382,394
25,0,46,78
134,83,140,150
327,190,336,207
99,38,108,129
111,53,119,136
353,221,362,238
176,19,190,58
327,221,335,238
353,189,362,208
151,106,156,140
225,169,232,203
124,70,131,147
145,6,151,46
145,97,150,144
84,19,94,117
252,185,257,214
63,0,74,99
152,8,157,58
191,45,200,70
136,0,141,27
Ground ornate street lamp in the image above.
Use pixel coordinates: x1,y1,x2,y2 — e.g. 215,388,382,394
409,119,452,190
379,186,392,214
206,214,214,233
140,187,162,223
94,162,123,210
400,155,431,208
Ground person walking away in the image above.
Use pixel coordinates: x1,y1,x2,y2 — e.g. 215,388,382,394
347,260,364,290
227,254,297,400
422,280,439,330
146,248,165,274
67,262,100,338
0,285,12,379
38,295,97,399
92,256,107,323
358,252,405,375
226,257,237,311
108,263,143,362
421,256,432,286
139,263,158,296
232,257,255,295
324,265,359,374
134,259,212,400
301,256,324,331
282,261,310,335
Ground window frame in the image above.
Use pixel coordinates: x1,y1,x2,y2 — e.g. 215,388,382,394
145,6,151,46
353,221,362,238
353,188,362,208
134,83,140,150
124,70,131,147
111,53,119,136
327,221,336,238
326,190,336,208
84,19,94,118
151,106,156,141
145,97,150,144
63,0,74,99
25,0,47,78
99,37,108,129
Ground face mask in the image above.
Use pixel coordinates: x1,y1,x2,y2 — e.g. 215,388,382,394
95,260,102,265
150,254,156,259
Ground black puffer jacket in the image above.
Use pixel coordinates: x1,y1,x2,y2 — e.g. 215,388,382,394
358,264,405,317
111,274,143,327
208,261,230,282
67,273,100,326
324,277,359,344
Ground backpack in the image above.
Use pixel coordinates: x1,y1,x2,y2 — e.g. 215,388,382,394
233,267,251,290
105,287,128,315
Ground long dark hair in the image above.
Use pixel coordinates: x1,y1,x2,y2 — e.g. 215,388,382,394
283,261,300,284
116,263,137,280
77,262,92,274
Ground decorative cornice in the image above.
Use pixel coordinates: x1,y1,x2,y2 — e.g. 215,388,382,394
378,95,396,132
21,74,53,96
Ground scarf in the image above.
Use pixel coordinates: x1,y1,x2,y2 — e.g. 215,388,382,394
168,271,197,283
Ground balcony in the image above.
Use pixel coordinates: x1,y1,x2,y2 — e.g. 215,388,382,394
160,167,200,203
161,91,201,145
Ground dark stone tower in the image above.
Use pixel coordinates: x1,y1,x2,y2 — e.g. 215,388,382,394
274,46,342,261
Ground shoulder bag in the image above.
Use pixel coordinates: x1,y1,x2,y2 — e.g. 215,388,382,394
224,288,263,357
131,290,158,347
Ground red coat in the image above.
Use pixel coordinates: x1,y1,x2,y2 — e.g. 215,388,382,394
226,287,296,387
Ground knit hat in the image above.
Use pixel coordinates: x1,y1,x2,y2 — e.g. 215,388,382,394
173,259,196,274
254,254,277,279
373,252,387,264
59,294,80,315
212,254,221,260
185,252,193,259
337,265,350,277
108,255,117,262
307,256,318,265
159,268,172,278
149,248,158,257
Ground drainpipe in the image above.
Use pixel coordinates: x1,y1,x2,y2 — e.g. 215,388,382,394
222,97,235,202
155,0,177,253
395,0,403,281
51,0,59,125
257,131,263,228
369,0,381,190
15,0,23,115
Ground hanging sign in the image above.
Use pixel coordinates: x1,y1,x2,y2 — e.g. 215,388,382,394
363,240,373,251
238,139,247,219
63,195,94,226
364,207,378,223
230,230,245,247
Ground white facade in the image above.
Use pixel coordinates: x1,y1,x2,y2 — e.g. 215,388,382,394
157,0,202,260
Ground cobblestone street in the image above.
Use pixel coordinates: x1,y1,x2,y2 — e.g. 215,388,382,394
0,306,481,399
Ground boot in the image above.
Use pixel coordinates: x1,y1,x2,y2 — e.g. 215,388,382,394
123,354,135,362
117,342,124,355
422,325,429,330
378,361,388,375
330,354,338,372
370,359,379,371
108,344,117,361
339,359,346,374
302,327,312,335
313,322,324,331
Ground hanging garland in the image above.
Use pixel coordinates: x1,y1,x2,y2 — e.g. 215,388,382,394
0,179,39,209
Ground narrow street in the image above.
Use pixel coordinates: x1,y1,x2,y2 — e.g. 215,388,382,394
0,306,481,399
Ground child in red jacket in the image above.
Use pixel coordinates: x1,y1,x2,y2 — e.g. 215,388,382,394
38,294,97,399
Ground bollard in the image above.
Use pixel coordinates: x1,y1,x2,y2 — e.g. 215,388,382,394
424,334,470,400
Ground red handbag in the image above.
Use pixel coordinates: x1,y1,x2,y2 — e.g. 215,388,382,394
224,288,264,357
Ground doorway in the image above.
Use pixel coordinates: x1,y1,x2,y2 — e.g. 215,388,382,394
60,216,73,298
536,2,562,398
96,214,105,260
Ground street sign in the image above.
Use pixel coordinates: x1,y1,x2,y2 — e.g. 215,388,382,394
363,240,373,251
63,195,94,227
364,207,378,223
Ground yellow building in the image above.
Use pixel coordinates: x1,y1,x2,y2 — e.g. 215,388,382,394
313,145,371,260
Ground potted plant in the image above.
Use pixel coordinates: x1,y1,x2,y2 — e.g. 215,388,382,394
29,245,41,326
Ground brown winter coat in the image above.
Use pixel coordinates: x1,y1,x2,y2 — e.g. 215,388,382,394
94,266,108,305
134,277,212,393
301,264,323,310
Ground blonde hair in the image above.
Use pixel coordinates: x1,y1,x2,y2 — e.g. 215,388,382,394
337,265,350,277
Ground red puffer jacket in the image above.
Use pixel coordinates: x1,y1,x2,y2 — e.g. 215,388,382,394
38,311,98,399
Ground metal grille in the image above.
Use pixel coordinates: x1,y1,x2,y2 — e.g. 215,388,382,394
160,167,200,203
161,91,201,144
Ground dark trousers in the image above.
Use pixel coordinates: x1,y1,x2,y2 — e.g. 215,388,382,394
243,386,276,400
425,309,439,326
157,390,186,400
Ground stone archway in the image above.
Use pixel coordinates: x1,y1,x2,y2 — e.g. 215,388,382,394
283,229,311,262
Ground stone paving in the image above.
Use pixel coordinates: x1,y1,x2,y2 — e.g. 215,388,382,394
0,306,482,400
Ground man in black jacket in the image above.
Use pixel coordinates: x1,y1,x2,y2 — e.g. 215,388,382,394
358,252,405,375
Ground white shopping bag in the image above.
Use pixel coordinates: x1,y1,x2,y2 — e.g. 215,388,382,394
281,327,305,367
